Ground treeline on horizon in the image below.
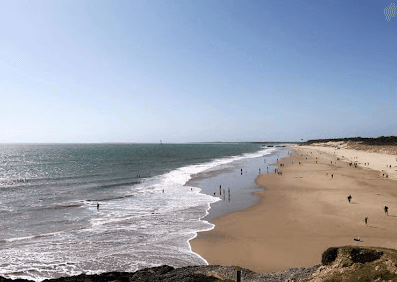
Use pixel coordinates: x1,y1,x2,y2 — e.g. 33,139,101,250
304,136,397,146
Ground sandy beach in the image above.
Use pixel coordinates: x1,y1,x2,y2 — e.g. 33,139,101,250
191,144,397,273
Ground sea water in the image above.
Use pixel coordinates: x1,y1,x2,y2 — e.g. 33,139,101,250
0,143,287,281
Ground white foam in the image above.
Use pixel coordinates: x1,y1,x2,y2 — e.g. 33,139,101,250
186,202,216,265
1,146,281,281
86,146,276,259
144,147,276,194
4,235,36,242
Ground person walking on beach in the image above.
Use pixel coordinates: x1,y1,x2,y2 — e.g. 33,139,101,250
384,206,389,215
219,185,222,195
347,195,352,203
365,217,368,226
97,203,99,211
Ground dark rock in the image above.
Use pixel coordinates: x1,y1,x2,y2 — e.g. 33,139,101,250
0,279,32,282
0,264,319,282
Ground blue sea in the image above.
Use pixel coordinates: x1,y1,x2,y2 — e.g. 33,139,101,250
0,143,289,281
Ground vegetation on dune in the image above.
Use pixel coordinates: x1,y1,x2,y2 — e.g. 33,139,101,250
304,246,397,282
304,136,397,146
322,247,339,265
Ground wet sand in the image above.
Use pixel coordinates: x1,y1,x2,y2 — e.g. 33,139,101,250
187,147,289,221
190,145,397,273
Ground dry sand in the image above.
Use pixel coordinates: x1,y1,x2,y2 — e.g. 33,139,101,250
190,145,397,274
301,142,397,179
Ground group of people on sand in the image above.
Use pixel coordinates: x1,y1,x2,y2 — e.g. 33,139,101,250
347,194,390,226
298,150,395,232
216,185,231,202
365,206,389,226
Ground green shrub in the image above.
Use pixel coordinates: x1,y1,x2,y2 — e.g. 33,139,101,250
322,247,339,265
350,247,383,264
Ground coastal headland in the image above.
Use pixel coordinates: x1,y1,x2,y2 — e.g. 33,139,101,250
191,141,397,274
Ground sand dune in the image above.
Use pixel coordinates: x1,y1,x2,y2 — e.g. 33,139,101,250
300,142,397,179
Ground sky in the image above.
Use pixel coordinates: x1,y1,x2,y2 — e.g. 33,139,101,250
0,0,396,143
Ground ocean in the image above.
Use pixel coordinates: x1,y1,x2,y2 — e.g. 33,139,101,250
0,143,289,281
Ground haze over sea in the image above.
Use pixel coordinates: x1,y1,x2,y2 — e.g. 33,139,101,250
0,142,287,281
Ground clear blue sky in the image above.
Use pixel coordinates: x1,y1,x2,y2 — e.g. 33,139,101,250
1,0,396,143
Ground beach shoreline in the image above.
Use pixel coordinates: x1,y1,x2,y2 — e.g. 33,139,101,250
188,146,290,222
190,144,397,273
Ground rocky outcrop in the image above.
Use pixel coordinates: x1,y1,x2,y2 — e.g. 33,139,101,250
304,246,397,281
3,246,397,282
0,264,318,282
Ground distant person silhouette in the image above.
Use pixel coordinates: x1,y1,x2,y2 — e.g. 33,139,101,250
384,206,389,215
347,195,352,203
97,203,99,211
